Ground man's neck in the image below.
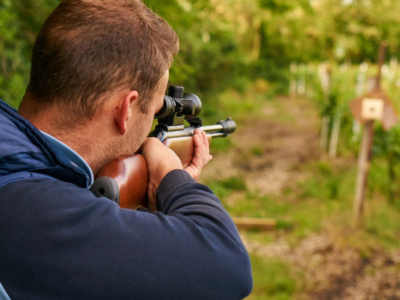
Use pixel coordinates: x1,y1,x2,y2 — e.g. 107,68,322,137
19,103,113,176
52,132,112,177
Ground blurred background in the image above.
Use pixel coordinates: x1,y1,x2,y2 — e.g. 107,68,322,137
1,0,400,299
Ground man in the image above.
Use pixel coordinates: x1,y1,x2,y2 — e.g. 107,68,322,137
0,0,252,299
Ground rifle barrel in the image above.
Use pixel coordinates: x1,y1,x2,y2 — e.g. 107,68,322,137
206,132,226,138
163,125,221,138
161,119,236,140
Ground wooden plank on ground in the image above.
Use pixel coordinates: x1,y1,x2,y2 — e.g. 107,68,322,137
233,217,276,231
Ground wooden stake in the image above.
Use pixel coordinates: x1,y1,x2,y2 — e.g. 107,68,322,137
320,64,332,153
329,116,341,158
290,62,297,98
320,116,330,151
353,78,378,224
351,41,398,224
353,120,374,223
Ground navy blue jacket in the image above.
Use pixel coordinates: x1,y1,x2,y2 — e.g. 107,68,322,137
0,100,252,300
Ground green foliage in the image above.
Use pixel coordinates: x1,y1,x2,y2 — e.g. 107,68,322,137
144,0,248,102
373,126,400,201
0,0,59,106
300,60,400,204
4,0,400,107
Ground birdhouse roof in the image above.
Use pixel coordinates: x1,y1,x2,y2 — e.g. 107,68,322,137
349,86,398,131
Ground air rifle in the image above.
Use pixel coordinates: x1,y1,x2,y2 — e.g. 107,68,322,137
90,86,236,209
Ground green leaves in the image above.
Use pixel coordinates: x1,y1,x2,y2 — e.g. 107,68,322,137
3,0,400,108
0,0,59,105
259,0,292,13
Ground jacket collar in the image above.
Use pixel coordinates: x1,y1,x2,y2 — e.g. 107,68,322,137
40,131,94,187
0,100,92,188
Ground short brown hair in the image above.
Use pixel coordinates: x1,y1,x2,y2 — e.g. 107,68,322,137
25,0,179,119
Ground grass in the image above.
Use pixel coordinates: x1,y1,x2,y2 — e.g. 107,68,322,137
206,176,247,200
209,159,355,240
206,148,400,298
297,161,356,202
246,255,299,300
210,136,234,153
364,197,400,249
251,145,264,156
200,83,400,299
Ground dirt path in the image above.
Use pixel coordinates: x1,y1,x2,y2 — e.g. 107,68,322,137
202,97,320,195
202,96,400,299
241,232,400,299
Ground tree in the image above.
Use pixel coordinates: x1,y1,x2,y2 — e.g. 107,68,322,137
0,0,58,107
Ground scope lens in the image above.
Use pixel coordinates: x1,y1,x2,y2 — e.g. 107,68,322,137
182,93,202,119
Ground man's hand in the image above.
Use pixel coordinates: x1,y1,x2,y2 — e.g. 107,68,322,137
140,130,212,211
184,129,213,181
140,138,182,210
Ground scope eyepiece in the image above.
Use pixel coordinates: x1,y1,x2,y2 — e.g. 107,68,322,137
155,96,177,119
154,86,202,120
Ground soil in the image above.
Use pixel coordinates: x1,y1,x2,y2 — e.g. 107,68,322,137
202,97,320,195
201,97,400,299
242,233,400,299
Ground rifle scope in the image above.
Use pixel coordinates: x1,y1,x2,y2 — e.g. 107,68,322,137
155,86,202,120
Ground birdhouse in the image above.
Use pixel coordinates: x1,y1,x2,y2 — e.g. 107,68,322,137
349,86,398,131
361,98,384,121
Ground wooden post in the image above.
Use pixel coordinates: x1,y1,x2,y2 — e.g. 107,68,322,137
353,120,374,222
353,42,387,224
290,62,297,98
297,63,306,96
320,64,331,102
329,115,341,158
320,116,330,151
320,64,332,152
306,63,315,98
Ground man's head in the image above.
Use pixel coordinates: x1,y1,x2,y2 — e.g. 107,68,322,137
20,0,179,125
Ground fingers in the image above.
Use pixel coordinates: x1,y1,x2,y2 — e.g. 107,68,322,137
139,138,183,210
196,130,212,163
184,129,213,181
202,131,213,162
193,129,209,149
193,130,202,149
193,130,208,163
202,130,209,147
141,130,213,203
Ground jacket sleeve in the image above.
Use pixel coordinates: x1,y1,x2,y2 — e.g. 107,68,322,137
0,170,253,300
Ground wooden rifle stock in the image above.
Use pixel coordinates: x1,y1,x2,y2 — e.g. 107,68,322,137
90,118,236,209
94,155,149,209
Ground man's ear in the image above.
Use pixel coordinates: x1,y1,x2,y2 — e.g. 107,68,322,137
113,91,139,135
